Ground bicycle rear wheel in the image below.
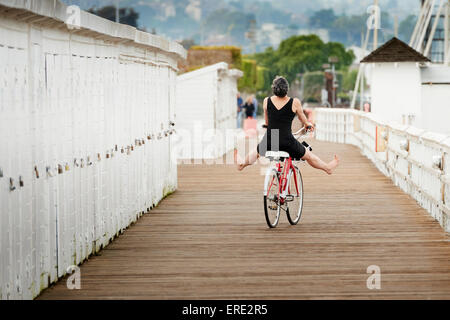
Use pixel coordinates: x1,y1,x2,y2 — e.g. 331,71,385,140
263,170,281,228
286,166,304,225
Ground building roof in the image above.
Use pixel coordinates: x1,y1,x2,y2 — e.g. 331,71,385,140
361,37,430,63
177,62,243,81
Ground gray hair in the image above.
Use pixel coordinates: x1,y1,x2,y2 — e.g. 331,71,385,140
272,76,289,97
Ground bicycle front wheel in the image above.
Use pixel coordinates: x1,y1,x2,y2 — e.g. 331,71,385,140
263,169,281,228
286,166,304,225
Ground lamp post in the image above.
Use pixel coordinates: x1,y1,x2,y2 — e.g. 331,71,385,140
321,64,331,107
328,56,339,108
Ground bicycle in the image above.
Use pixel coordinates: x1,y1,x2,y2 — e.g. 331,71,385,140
262,126,313,228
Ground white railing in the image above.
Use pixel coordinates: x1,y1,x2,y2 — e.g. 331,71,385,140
315,108,450,233
0,0,186,299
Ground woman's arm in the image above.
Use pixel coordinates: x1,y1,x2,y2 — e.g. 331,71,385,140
293,98,314,129
263,98,269,126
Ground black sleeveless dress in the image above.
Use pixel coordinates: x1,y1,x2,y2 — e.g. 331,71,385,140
257,97,306,160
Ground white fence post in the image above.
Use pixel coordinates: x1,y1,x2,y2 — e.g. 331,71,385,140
0,0,186,299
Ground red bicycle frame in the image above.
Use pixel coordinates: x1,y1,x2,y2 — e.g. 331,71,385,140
266,157,300,206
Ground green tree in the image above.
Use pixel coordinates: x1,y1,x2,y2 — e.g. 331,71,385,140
253,35,355,89
342,69,358,92
238,59,257,91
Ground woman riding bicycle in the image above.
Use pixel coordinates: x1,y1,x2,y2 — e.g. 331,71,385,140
236,76,339,174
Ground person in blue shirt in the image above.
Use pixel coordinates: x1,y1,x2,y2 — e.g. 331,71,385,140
237,92,244,128
252,95,258,118
243,96,255,119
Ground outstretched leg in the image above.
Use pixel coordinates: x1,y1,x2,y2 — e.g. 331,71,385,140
235,149,339,174
302,150,339,175
235,149,259,171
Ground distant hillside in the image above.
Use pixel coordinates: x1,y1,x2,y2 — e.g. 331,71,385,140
230,0,420,18
61,0,421,52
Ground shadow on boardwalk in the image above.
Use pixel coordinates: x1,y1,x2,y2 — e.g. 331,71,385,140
38,140,450,299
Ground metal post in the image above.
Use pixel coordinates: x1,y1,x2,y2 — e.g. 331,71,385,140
410,0,427,47
373,0,379,50
328,56,339,108
332,63,335,108
351,27,370,109
394,15,399,38
424,0,445,57
360,71,365,111
445,0,450,64
418,0,437,52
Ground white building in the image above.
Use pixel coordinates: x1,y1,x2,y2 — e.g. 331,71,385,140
362,37,450,135
361,38,428,127
421,66,450,134
176,62,243,160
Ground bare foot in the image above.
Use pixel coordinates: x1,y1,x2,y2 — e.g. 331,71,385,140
237,163,246,171
234,149,246,171
326,155,340,175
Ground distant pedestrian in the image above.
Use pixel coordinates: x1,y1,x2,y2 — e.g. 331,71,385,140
243,97,255,119
252,95,258,118
237,92,244,128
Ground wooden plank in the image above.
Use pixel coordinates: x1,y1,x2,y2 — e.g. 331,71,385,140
37,139,450,300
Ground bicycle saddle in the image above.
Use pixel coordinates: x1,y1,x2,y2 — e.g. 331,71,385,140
265,151,290,161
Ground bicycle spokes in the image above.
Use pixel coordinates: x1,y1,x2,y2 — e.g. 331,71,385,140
286,166,304,225
264,170,282,228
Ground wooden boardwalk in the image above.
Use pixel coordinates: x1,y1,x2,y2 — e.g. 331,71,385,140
38,139,450,300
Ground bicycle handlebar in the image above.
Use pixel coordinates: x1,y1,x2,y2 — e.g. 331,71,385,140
293,126,313,137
